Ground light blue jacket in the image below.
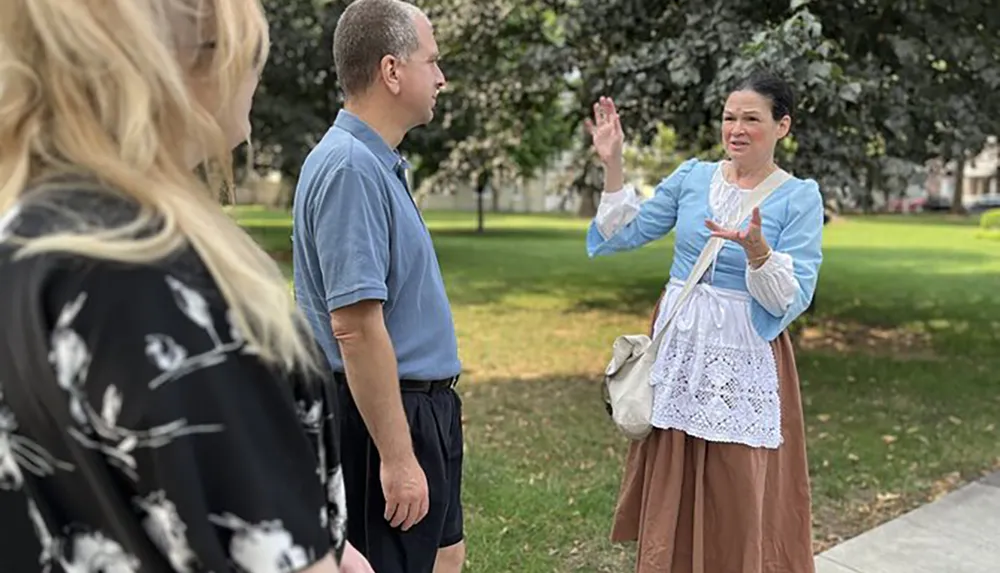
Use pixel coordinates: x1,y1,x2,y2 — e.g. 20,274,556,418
586,158,824,341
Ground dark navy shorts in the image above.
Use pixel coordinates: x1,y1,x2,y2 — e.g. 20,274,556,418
336,378,464,573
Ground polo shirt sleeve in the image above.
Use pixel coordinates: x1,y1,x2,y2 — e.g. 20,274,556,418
311,166,391,311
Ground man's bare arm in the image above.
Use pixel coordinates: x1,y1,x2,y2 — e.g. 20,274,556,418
331,300,412,462
331,300,429,530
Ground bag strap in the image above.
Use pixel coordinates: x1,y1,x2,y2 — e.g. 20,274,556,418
645,166,792,355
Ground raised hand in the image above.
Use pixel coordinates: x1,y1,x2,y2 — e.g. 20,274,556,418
584,96,624,167
704,207,772,267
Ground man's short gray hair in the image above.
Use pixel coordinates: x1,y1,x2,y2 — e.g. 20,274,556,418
333,0,422,97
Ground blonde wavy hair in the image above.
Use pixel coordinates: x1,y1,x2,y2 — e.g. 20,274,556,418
0,0,318,373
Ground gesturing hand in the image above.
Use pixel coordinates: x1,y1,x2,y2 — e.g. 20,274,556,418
584,96,624,167
704,207,771,266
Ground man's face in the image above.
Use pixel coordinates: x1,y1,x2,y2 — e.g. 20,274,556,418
395,14,446,127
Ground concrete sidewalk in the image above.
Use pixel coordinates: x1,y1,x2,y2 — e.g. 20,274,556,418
815,471,1000,573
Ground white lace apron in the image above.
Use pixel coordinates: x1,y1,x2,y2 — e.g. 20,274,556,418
649,278,782,448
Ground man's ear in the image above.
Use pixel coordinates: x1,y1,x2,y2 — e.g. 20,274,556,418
379,55,402,95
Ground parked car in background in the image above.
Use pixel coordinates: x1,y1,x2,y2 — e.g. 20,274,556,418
969,195,1000,213
886,196,927,213
923,195,953,211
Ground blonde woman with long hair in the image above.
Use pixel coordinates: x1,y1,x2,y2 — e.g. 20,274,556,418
0,1,369,572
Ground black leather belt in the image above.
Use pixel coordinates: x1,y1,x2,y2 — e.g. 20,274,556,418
332,372,459,393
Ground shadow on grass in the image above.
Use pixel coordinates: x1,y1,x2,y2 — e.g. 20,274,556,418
825,245,993,272
438,264,671,311
430,227,587,241
242,222,291,253
440,241,997,324
567,281,666,315
239,216,1000,348
844,214,980,228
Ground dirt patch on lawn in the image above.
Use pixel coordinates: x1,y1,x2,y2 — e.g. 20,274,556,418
266,249,292,262
812,461,1000,553
794,319,936,360
811,490,924,554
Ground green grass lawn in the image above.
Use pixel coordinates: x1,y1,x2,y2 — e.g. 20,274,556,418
235,206,1000,572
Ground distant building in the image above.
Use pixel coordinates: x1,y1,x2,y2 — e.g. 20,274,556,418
925,136,999,211
418,149,581,214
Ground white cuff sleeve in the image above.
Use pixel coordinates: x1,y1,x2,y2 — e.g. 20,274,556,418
746,250,798,316
595,184,643,239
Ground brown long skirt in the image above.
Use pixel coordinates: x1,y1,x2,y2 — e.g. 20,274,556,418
610,303,814,573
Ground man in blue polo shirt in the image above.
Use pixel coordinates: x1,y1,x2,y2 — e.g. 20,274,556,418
291,1,464,572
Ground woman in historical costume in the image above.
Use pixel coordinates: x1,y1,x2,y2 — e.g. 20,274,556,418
585,70,824,573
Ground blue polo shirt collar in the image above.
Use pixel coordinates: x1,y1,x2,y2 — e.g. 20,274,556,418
332,109,410,173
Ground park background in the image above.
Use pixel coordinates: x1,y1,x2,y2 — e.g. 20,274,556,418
234,1,1000,570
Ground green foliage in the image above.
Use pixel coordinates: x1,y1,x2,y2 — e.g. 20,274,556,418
248,0,1000,212
250,0,342,178
404,0,576,194
978,208,1000,240
622,123,687,188
980,208,1000,230
565,0,1000,203
248,0,576,203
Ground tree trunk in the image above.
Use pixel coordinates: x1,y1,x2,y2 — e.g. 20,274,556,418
577,189,598,218
476,171,490,234
574,109,601,218
574,156,600,217
993,144,1000,197
951,154,967,214
993,162,1000,198
477,191,485,233
863,161,878,213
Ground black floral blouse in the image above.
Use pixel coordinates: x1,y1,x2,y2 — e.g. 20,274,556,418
0,190,346,572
